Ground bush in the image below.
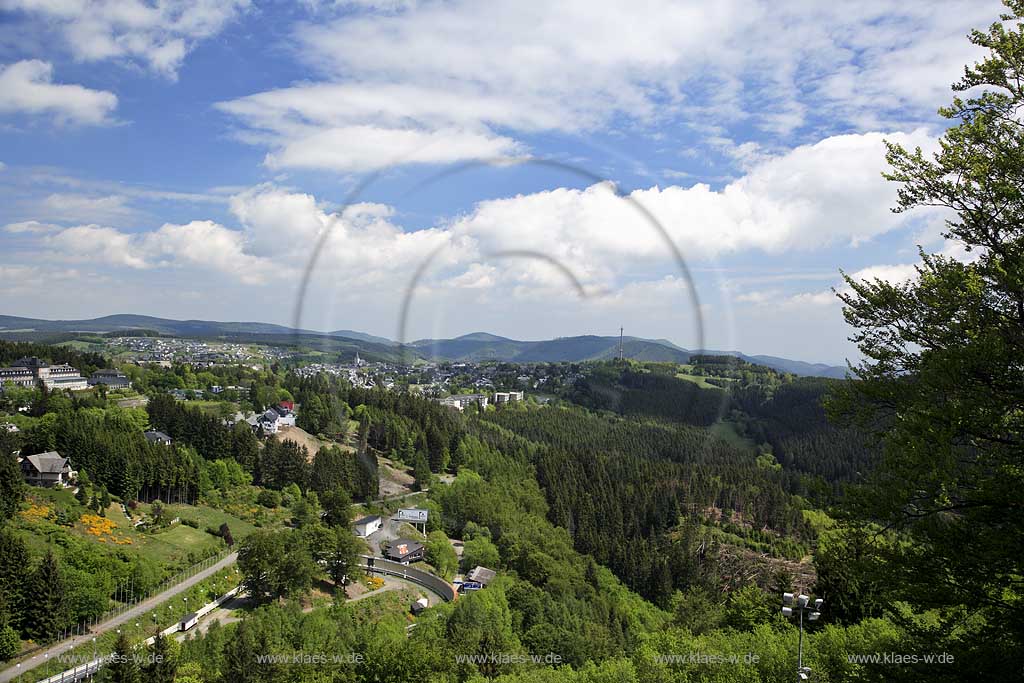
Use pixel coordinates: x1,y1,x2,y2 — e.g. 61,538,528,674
181,518,200,528
0,624,19,662
257,489,281,508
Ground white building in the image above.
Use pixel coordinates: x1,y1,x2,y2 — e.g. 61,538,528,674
492,391,524,405
354,515,382,537
438,394,489,411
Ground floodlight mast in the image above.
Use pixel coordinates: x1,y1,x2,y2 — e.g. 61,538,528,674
782,592,824,681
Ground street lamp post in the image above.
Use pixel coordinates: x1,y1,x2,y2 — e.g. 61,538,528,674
782,592,823,681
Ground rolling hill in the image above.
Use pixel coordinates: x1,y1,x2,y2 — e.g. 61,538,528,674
0,315,847,377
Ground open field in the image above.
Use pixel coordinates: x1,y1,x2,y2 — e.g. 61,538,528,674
17,489,260,571
278,425,325,458
708,420,757,452
376,455,416,499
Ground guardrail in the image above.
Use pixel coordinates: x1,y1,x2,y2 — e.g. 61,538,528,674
35,657,103,683
32,586,242,683
359,555,457,602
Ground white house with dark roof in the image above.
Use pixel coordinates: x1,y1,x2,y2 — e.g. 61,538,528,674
354,515,382,537
20,451,76,488
257,408,281,434
144,430,173,446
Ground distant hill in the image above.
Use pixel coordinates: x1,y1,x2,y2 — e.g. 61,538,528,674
328,329,397,346
0,314,405,363
0,314,848,377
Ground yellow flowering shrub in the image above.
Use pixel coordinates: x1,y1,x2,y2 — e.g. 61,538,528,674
20,503,55,523
80,513,131,543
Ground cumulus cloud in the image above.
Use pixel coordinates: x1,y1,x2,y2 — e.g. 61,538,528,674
42,220,274,283
48,224,148,268
0,0,250,77
13,129,936,303
143,220,272,284
447,130,938,290
229,184,467,283
0,60,117,124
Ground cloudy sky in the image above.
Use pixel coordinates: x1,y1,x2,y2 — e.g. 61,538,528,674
0,0,998,364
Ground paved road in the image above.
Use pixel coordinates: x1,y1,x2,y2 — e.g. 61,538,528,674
368,488,428,505
0,552,237,683
179,575,439,641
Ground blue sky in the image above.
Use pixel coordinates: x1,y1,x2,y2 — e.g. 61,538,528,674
0,0,1003,364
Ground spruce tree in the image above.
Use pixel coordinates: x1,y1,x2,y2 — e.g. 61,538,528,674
145,632,176,683
0,528,30,633
101,631,141,683
0,453,23,521
24,550,66,643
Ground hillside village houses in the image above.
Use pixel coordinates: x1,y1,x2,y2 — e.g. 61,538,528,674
88,368,132,390
438,390,524,412
20,451,76,488
0,357,88,391
236,401,298,435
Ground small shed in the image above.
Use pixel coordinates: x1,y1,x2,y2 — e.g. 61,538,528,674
354,515,382,537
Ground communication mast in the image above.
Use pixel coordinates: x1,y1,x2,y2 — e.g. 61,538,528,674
618,327,624,361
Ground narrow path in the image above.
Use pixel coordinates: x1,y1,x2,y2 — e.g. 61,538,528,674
0,553,237,683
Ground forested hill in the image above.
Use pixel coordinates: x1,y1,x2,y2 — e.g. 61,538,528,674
0,339,108,372
0,314,848,377
562,359,877,499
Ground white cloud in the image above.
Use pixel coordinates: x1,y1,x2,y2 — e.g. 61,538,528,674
18,127,932,311
142,220,272,284
781,290,838,308
38,193,134,223
1,0,250,78
218,0,994,171
228,184,466,283
849,262,919,285
0,60,117,124
3,220,60,233
446,130,938,288
261,125,523,173
48,224,148,268
736,262,920,314
39,220,277,285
